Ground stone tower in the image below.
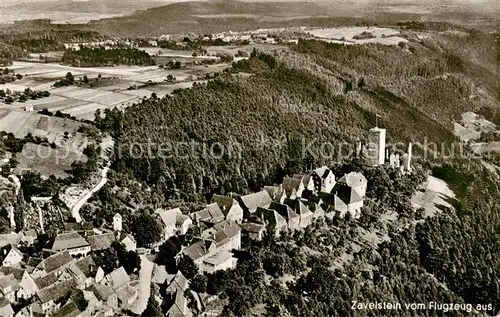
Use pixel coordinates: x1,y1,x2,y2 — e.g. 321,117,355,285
367,127,386,166
113,213,122,232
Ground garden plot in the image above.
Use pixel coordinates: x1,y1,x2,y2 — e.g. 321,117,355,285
38,99,90,112
0,111,33,137
65,89,112,101
121,89,157,98
87,92,136,106
15,143,85,178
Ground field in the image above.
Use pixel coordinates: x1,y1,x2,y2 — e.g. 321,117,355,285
0,61,227,121
14,142,85,178
307,27,408,45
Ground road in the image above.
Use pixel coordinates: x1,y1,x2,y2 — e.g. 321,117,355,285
70,163,110,223
131,254,154,315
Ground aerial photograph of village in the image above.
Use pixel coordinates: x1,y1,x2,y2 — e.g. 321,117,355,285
0,0,498,316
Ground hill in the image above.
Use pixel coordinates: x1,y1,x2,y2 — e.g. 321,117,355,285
83,0,500,36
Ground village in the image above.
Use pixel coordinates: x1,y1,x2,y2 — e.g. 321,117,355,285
0,126,415,317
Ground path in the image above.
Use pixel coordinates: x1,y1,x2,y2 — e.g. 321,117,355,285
70,163,110,223
131,254,154,315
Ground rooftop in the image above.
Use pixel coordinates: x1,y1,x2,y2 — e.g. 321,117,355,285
52,232,89,252
87,233,116,251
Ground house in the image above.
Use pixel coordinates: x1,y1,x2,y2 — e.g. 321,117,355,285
335,172,368,197
73,256,98,288
52,232,91,256
120,234,136,252
35,251,74,276
190,204,225,225
238,190,273,214
0,273,20,302
35,279,77,314
181,240,217,270
319,185,364,219
310,166,336,193
0,234,22,248
292,174,315,191
52,301,81,317
104,267,129,290
152,265,168,285
284,199,314,228
201,250,234,274
0,298,14,317
212,220,241,251
211,195,244,223
156,208,193,240
257,207,287,238
166,290,192,317
21,230,37,246
34,272,58,290
263,185,286,203
16,271,38,300
303,201,325,220
115,283,138,308
239,222,266,241
165,270,189,295
89,283,118,309
2,248,23,267
269,202,300,231
87,233,116,252
281,177,304,199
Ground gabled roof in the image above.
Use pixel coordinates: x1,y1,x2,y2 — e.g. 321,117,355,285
107,267,130,290
258,207,287,229
0,273,20,292
211,195,238,215
166,270,188,294
203,250,232,266
0,266,24,281
263,185,285,201
283,199,313,217
19,272,38,295
0,299,13,317
182,240,214,261
337,172,367,188
334,184,363,205
0,233,22,248
239,222,265,233
36,279,77,303
37,251,74,273
89,283,114,301
156,208,182,227
311,166,331,179
282,177,303,197
269,202,299,221
115,284,137,303
52,301,81,317
293,174,312,187
52,232,89,252
74,256,96,278
191,203,225,224
152,265,168,284
166,290,190,317
239,190,273,212
34,272,58,289
87,233,116,251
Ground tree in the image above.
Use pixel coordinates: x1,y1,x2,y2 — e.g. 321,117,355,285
142,285,162,317
92,248,120,274
177,255,198,279
131,214,163,247
156,236,182,272
83,75,89,84
190,274,207,293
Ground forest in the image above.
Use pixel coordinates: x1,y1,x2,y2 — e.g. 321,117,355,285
62,47,155,67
